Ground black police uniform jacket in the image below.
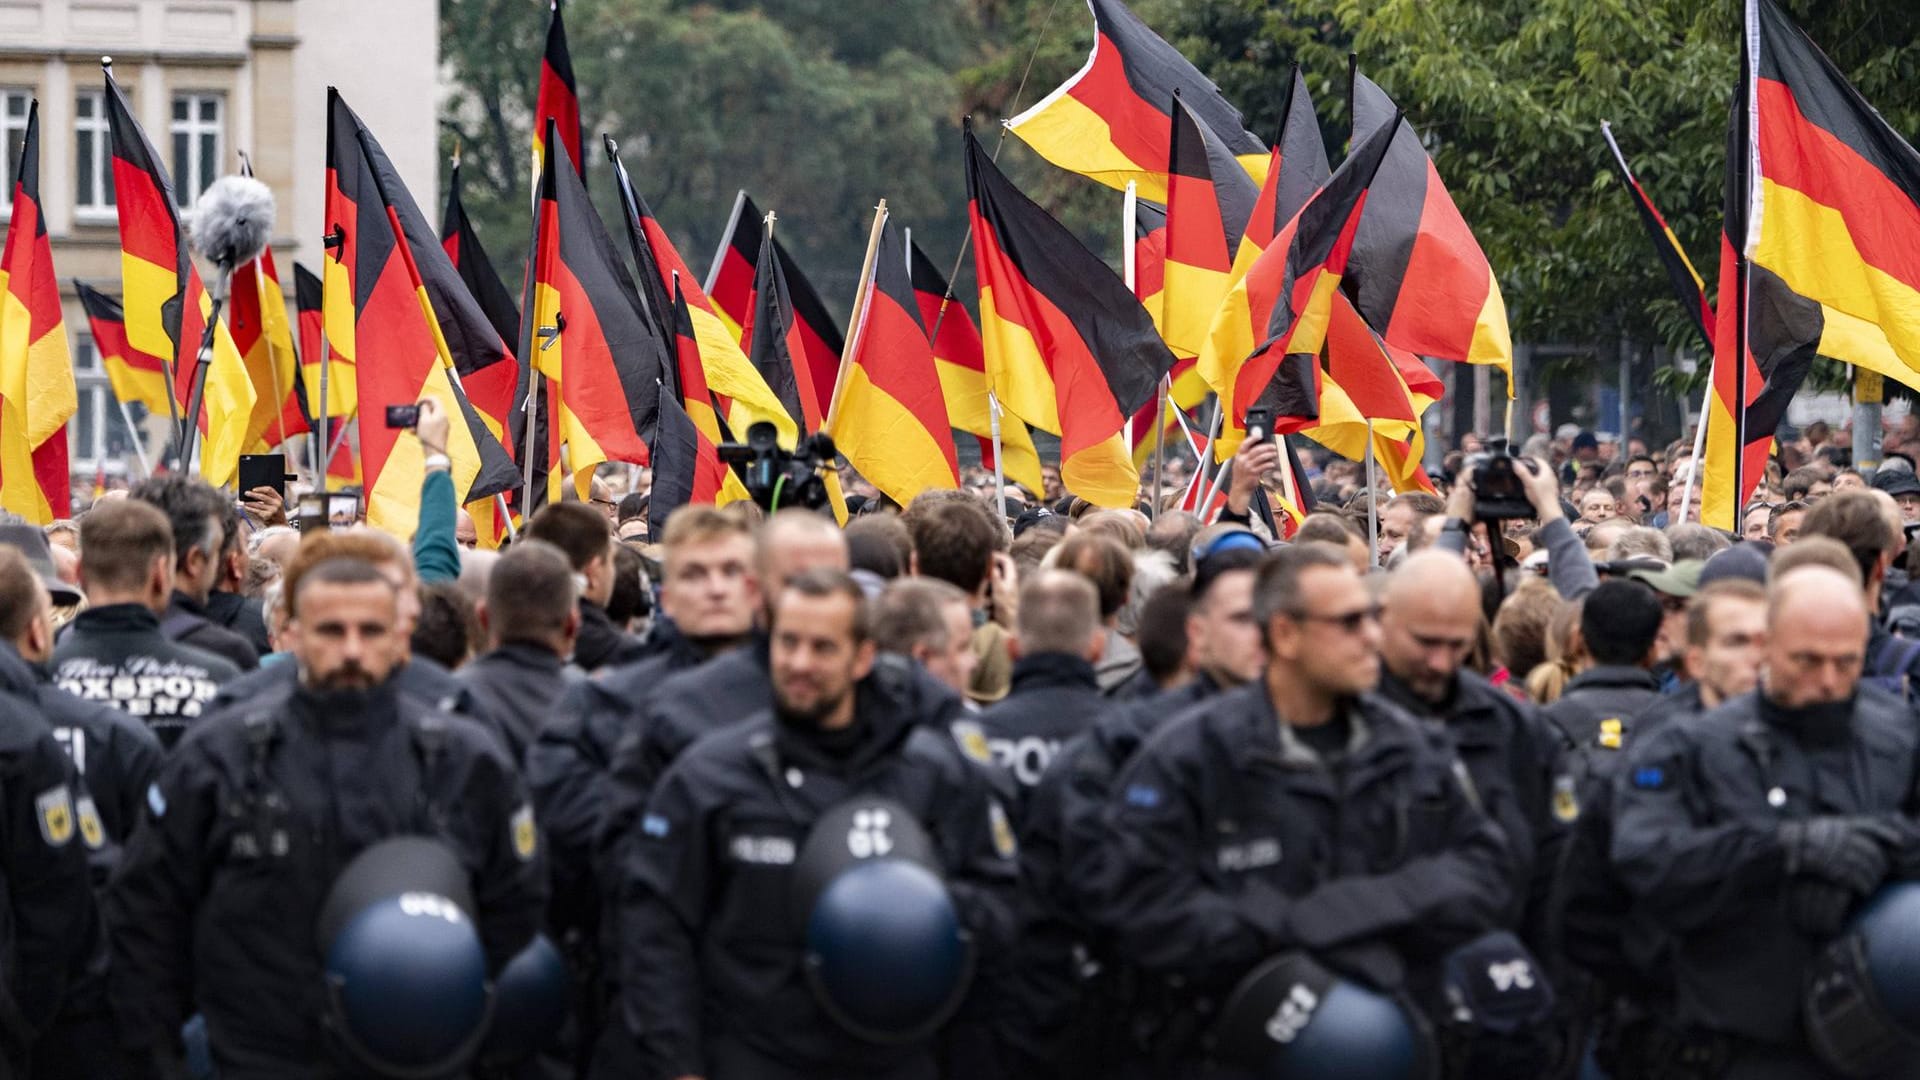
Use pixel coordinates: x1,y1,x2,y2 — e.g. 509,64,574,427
203,652,509,756
968,652,1109,795
1611,685,1920,1051
0,684,100,1065
1080,683,1515,1014
0,642,161,877
1543,664,1664,751
1377,667,1565,923
51,604,241,750
458,641,584,766
619,667,1020,1078
104,677,548,1079
573,600,649,674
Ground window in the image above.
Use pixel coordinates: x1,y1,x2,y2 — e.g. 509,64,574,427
169,92,221,206
2,89,30,204
69,336,150,472
74,90,114,216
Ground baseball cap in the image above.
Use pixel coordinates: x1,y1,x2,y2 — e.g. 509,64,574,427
1627,558,1704,598
1699,544,1769,587
0,524,82,605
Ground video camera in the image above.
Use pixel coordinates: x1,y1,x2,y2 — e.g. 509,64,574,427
1461,437,1538,520
718,421,840,513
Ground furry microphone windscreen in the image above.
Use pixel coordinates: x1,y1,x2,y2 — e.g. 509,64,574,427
188,174,275,269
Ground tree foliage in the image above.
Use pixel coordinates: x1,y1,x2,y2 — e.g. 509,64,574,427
442,0,1920,375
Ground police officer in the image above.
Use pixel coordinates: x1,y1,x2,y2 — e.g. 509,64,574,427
1008,540,1266,1077
529,506,764,1074
200,530,506,746
966,570,1108,797
1081,543,1514,1073
618,569,1018,1079
1545,579,1668,751
1377,550,1563,912
106,553,546,1078
0,547,102,1076
457,540,584,764
0,539,154,1079
53,499,240,748
1612,564,1920,1076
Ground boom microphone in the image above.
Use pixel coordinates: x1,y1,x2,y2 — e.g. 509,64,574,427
187,174,275,271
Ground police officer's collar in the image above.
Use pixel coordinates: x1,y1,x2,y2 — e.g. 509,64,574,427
1009,651,1100,691
1565,664,1662,692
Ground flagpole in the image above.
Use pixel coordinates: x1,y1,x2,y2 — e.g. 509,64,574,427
989,393,1005,504
1679,379,1710,525
824,199,889,436
1365,419,1380,565
315,327,329,489
117,398,154,479
1194,399,1224,511
1278,432,1301,512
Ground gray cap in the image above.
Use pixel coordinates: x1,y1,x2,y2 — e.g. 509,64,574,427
0,524,81,605
1699,544,1770,587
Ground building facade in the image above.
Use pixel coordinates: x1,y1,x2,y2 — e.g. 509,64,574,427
0,0,438,497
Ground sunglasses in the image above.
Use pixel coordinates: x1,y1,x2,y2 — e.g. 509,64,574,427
1286,603,1383,634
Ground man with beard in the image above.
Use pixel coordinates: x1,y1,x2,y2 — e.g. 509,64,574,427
106,555,545,1077
618,570,1017,1078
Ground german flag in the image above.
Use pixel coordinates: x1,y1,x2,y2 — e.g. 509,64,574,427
1131,196,1167,334
830,216,959,506
1703,0,1920,527
534,0,583,182
1007,0,1266,202
606,147,796,447
1602,122,1715,353
704,190,760,341
747,220,826,434
705,193,846,425
75,281,169,416
105,68,255,486
965,126,1176,507
0,101,74,522
906,235,1044,496
1161,93,1261,363
1197,65,1329,452
1209,115,1400,453
529,121,662,501
291,262,358,483
227,199,307,451
1346,63,1512,379
441,157,522,356
325,89,517,538
1304,293,1439,496
667,279,750,504
647,380,733,537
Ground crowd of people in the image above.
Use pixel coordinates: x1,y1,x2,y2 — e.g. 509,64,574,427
3,400,1920,1080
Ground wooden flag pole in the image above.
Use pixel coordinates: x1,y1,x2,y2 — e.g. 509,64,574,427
824,199,889,436
1365,419,1380,565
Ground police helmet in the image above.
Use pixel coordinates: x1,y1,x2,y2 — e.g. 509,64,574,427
478,934,570,1066
1806,881,1920,1077
792,797,974,1044
1209,952,1434,1079
318,836,492,1078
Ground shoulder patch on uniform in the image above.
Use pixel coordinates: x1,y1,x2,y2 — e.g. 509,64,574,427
36,785,74,847
989,799,1017,860
1598,718,1624,751
1632,765,1668,791
951,721,992,765
1124,783,1162,810
510,803,537,862
75,795,105,851
146,782,167,820
1552,774,1580,824
642,813,671,839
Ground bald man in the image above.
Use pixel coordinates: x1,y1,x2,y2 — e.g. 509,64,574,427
1612,565,1920,1076
1377,552,1564,921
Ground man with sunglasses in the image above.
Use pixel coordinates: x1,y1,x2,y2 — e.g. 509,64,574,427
1080,543,1513,1074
